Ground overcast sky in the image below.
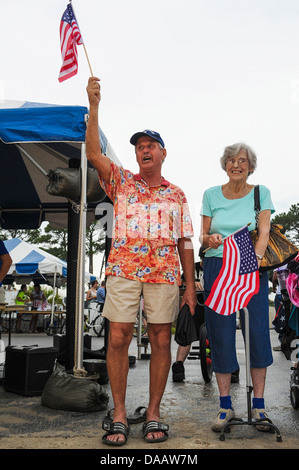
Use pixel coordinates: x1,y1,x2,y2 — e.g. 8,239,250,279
1,0,299,259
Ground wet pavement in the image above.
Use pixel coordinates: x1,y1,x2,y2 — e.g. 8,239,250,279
0,328,299,455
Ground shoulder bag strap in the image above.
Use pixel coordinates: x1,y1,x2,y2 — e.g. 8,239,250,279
254,185,261,229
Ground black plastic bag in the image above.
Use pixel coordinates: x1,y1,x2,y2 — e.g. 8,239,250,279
41,363,109,412
174,303,198,347
46,167,105,203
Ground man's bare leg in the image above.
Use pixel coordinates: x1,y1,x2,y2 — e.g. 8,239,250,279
146,323,172,441
105,321,134,444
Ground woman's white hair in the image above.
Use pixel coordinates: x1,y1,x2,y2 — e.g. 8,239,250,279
220,142,257,175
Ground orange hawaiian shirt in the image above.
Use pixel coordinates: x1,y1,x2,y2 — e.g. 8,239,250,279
99,162,193,285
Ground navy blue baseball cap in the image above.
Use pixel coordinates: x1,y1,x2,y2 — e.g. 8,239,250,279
130,129,165,148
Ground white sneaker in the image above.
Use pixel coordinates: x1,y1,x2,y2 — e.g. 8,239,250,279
251,408,271,432
211,408,235,432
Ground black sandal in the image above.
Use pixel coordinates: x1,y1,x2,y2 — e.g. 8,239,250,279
142,420,169,443
128,406,147,424
102,420,130,446
105,406,147,424
104,408,115,422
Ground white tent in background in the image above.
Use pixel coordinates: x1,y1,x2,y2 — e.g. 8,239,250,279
3,237,96,285
3,237,97,330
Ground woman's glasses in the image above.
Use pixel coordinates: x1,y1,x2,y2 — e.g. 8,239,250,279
226,158,248,166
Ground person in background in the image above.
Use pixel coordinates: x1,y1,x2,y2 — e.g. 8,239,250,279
97,280,106,303
86,280,99,305
0,285,5,303
172,271,203,382
29,283,46,333
15,284,30,333
0,240,12,287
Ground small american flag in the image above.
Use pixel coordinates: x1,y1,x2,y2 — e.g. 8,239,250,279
58,3,83,82
205,225,260,316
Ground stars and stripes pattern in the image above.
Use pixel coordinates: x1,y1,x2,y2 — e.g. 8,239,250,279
205,225,260,316
58,3,83,82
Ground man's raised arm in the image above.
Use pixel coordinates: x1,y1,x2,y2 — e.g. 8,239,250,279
86,77,111,183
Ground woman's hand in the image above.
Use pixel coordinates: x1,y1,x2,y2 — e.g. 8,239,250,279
208,233,223,249
200,216,222,251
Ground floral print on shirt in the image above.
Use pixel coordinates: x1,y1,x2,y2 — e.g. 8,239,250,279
99,162,193,285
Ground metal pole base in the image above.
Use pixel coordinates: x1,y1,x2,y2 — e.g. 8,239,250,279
220,416,282,442
46,325,57,336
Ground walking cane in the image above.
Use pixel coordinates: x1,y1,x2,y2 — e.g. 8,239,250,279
219,307,282,442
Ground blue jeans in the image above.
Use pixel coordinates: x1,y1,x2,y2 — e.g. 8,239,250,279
203,257,273,373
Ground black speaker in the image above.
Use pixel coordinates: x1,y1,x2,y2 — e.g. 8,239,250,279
53,334,92,365
4,345,57,396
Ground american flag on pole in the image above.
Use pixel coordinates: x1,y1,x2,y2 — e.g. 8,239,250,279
58,3,83,82
205,225,260,316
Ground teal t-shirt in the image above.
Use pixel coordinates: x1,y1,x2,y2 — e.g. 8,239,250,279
200,185,275,257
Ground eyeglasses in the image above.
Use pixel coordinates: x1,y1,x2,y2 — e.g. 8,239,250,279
226,158,248,166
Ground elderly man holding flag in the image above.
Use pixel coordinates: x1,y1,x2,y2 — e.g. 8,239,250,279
200,142,275,433
58,1,197,446
86,76,197,446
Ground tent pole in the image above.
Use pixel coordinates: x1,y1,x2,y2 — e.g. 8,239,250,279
49,267,57,333
73,142,87,375
65,160,80,372
16,144,48,177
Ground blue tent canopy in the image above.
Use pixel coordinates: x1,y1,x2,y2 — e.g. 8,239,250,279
0,102,88,144
0,100,120,229
0,100,116,369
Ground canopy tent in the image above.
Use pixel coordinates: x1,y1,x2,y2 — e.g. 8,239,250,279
0,100,120,229
0,99,119,372
2,238,96,286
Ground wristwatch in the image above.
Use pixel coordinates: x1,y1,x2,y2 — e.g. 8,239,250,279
256,254,263,260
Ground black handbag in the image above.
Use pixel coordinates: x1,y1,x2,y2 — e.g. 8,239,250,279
250,186,298,272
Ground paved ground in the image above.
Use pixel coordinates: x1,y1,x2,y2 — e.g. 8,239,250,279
0,328,298,457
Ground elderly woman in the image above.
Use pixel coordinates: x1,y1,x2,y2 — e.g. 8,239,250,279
200,143,275,432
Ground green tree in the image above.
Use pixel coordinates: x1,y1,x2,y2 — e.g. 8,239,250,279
43,225,68,260
0,228,44,243
86,220,106,274
0,220,106,275
42,222,105,273
271,203,299,245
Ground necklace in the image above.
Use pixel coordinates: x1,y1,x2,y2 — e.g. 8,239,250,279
222,183,253,199
141,177,162,188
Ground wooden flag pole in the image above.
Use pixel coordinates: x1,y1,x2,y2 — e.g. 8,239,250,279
69,0,94,76
82,43,94,77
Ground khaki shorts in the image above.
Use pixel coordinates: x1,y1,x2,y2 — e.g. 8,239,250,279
103,275,179,324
